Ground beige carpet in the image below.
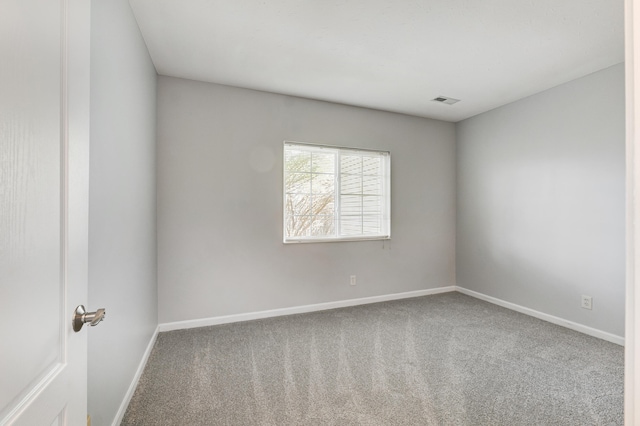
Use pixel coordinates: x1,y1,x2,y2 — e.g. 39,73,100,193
122,292,623,425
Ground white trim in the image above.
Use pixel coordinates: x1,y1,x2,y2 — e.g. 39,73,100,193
284,140,391,155
158,286,456,332
157,286,625,346
456,286,625,346
626,0,640,422
283,236,391,244
111,326,160,426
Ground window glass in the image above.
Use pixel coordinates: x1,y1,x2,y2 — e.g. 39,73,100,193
284,142,390,243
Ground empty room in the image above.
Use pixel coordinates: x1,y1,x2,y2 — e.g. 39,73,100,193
4,0,639,425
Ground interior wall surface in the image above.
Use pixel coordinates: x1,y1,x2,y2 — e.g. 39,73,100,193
88,0,158,423
157,76,456,324
456,63,625,338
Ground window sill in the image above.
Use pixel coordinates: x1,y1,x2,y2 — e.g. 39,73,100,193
283,236,391,244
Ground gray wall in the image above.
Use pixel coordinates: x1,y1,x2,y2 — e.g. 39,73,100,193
157,76,456,324
88,0,157,424
456,64,625,337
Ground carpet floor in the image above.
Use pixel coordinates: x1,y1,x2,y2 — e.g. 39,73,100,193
122,292,623,425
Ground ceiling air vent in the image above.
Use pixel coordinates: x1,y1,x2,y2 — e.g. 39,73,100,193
432,96,460,105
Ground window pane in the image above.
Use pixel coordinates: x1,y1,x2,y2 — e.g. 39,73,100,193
363,196,381,214
284,143,389,242
340,195,362,216
362,176,381,195
285,150,311,172
285,172,311,194
311,174,334,194
312,152,335,174
341,155,362,174
340,216,362,235
341,174,362,194
286,215,312,237
363,156,381,175
312,193,334,216
285,194,312,215
363,215,382,234
311,217,334,237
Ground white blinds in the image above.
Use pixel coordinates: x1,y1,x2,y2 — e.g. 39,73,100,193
284,142,390,242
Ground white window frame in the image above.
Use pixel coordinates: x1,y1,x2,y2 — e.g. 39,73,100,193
283,141,391,243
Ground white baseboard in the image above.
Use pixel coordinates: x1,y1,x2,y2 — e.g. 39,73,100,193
111,326,160,426
455,286,625,346
158,286,457,332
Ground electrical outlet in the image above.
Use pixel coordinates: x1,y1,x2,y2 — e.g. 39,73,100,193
581,295,593,310
350,275,357,286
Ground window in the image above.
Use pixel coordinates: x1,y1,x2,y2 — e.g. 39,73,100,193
283,141,390,243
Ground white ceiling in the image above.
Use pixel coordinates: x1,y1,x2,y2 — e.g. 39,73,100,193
129,0,624,122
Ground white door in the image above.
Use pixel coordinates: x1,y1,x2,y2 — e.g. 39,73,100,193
0,0,90,424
